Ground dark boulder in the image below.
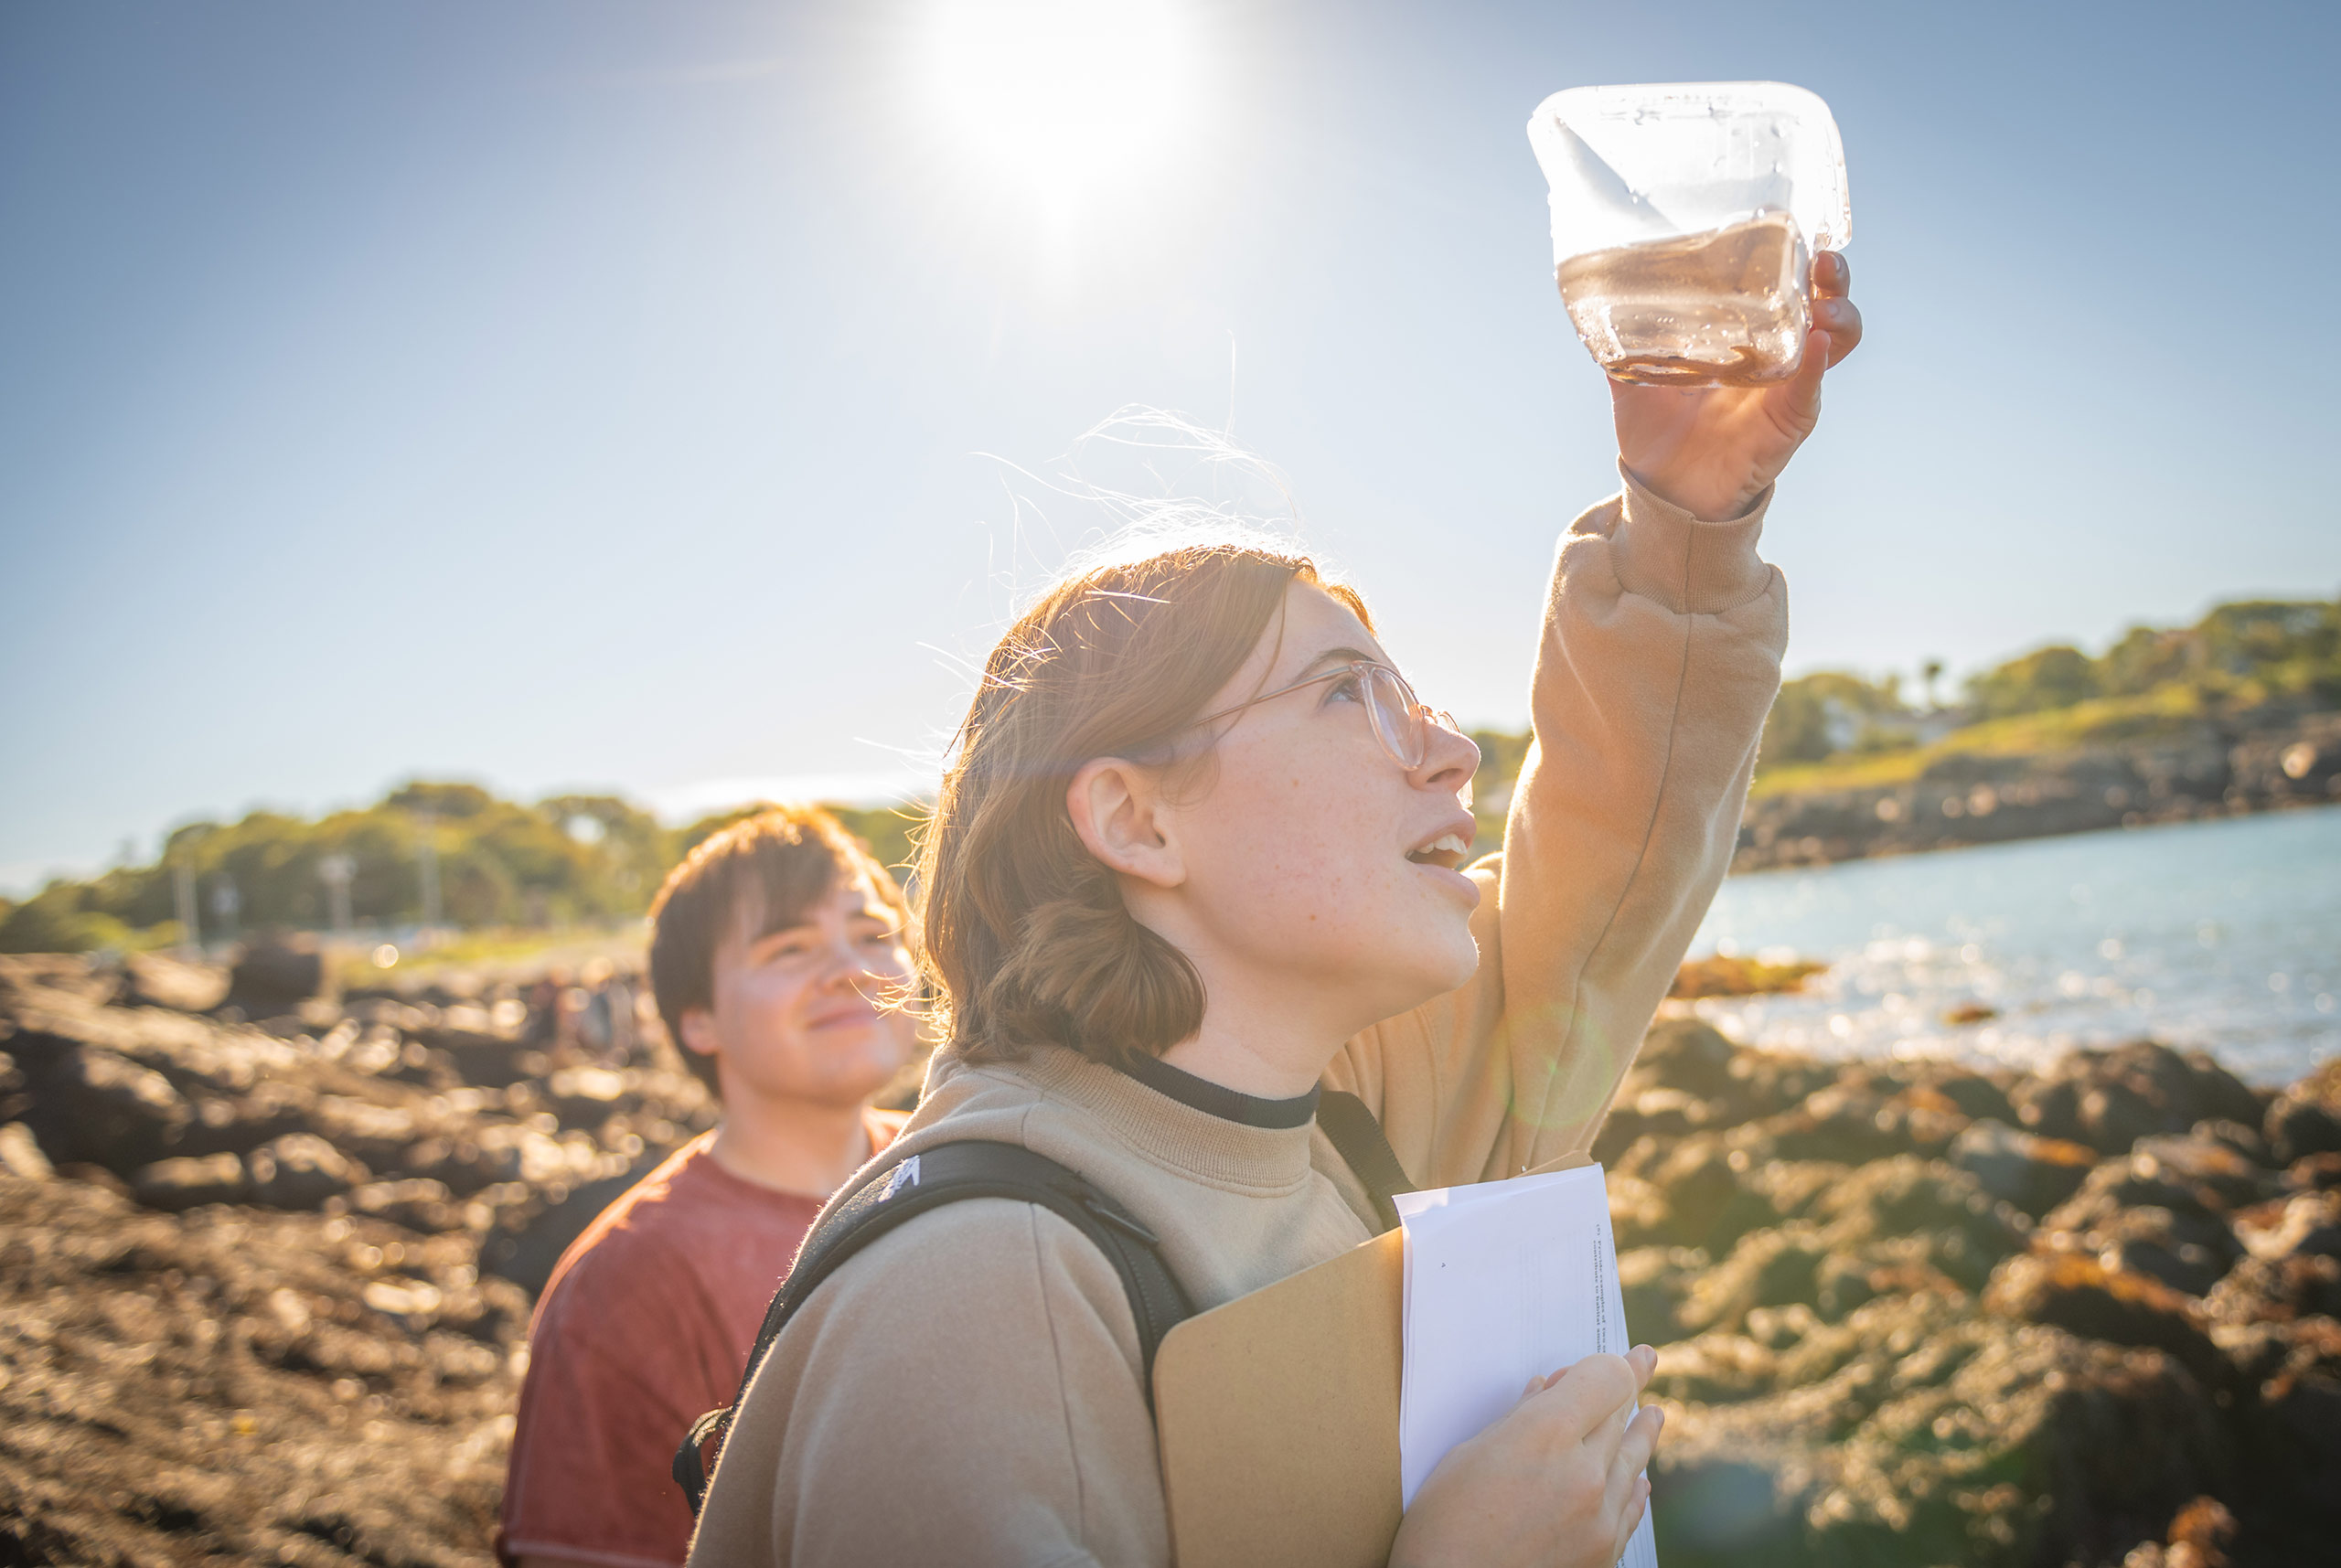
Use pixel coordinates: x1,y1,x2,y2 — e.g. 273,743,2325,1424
305,1094,428,1166
400,1134,527,1197
1869,1085,1970,1157
2132,1132,2282,1210
132,1151,249,1211
1651,1298,2233,1568
1911,1065,2016,1125
1639,1135,1749,1250
2193,1116,2272,1167
1746,1083,1908,1164
482,1156,666,1295
1678,1224,1832,1334
0,1121,54,1180
225,933,326,1018
1617,1244,1706,1346
2011,1041,2262,1155
545,1064,636,1131
2286,1150,2341,1191
120,951,230,1014
1950,1117,2099,1216
176,1081,315,1157
349,1178,462,1234
2235,1189,2341,1264
1812,1154,2031,1263
29,1046,190,1171
2204,1252,2341,1325
2042,1153,2250,1291
0,952,121,1007
245,1132,364,1210
1984,1249,2229,1392
2264,1060,2341,1164
1636,1019,1740,1100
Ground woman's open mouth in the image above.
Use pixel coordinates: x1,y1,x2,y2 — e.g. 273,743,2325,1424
1405,831,1472,872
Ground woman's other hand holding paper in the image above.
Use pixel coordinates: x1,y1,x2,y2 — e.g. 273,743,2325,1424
1389,1344,1665,1568
1611,250,1864,521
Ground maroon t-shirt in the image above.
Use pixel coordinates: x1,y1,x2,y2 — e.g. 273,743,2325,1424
499,1113,903,1567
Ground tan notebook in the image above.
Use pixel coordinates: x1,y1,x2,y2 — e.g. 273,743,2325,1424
1150,1152,1591,1568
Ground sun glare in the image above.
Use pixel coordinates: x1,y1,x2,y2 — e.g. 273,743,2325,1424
915,0,1199,200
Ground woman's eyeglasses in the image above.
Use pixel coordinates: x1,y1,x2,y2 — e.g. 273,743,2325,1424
1184,659,1462,772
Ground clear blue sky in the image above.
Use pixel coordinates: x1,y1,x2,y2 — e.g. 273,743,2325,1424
4,0,2336,892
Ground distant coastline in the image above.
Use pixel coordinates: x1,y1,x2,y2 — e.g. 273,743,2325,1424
1467,593,2341,874
1730,707,2340,873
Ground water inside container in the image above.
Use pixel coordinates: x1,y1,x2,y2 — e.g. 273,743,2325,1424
1555,208,1811,387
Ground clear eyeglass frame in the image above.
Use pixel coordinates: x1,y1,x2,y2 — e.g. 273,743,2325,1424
1184,658,1464,774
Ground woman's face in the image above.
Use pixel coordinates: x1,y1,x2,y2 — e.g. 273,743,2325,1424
1146,580,1483,1034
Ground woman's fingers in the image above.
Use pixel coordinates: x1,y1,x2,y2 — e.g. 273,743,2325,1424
1585,1387,1634,1460
1609,1475,1652,1564
1533,1352,1640,1443
1609,1403,1665,1487
1766,326,1831,433
1807,251,1861,367
1813,249,1851,298
1817,294,1864,367
1598,1406,1664,1559
1627,1344,1657,1390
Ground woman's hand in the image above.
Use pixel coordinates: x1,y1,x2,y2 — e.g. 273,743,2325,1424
1611,251,1863,522
1388,1346,1665,1568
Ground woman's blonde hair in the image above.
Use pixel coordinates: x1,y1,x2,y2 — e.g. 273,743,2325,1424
918,539,1369,1071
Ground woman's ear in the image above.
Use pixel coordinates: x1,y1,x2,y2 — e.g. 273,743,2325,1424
1067,757,1186,890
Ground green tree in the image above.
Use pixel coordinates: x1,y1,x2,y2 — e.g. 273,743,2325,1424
1758,671,1913,771
2098,624,2195,699
1965,645,2100,720
0,882,138,955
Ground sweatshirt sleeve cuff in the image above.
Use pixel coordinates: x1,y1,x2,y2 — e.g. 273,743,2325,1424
1602,460,1776,615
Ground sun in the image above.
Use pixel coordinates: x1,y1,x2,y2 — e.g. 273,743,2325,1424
912,0,1200,202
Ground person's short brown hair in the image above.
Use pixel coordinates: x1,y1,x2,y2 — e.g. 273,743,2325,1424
647,805,909,1096
917,539,1368,1073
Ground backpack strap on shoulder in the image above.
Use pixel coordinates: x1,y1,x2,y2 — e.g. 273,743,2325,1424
674,1140,1193,1517
1315,1089,1417,1233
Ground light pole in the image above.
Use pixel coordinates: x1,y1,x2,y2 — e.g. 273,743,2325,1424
318,853,355,935
208,875,241,945
414,811,443,942
174,857,200,959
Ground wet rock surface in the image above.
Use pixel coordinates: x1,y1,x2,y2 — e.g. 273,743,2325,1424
1606,1019,2340,1566
0,952,716,1565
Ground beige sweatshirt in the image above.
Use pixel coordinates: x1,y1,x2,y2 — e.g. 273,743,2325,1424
687,473,1788,1568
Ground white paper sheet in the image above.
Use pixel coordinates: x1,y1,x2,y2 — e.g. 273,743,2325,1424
1395,1164,1659,1568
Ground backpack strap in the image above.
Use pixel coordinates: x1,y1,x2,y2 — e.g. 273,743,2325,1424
673,1139,1194,1517
1316,1088,1418,1233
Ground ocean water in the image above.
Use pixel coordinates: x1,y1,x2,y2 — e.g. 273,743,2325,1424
1689,806,2341,1088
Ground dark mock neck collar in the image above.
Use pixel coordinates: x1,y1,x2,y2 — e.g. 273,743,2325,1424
1114,1050,1321,1130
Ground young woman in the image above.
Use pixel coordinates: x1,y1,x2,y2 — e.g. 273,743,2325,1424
689,256,1861,1568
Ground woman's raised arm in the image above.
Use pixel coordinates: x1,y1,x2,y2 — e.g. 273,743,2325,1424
1326,253,1859,1184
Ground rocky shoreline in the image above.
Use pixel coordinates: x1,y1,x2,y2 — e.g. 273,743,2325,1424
1733,710,2341,872
1602,1019,2341,1567
0,949,718,1566
4,952,2336,1565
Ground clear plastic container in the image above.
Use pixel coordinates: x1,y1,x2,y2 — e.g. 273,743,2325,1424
1526,81,1851,387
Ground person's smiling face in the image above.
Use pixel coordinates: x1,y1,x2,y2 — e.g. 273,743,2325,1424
1147,579,1482,1034
680,875,919,1109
